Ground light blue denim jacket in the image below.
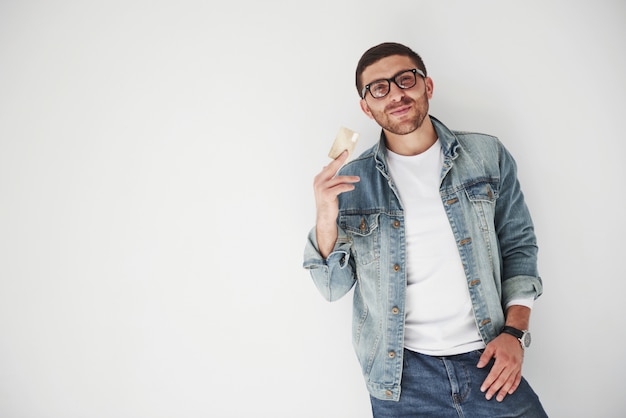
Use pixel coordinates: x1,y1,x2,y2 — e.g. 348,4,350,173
303,116,543,401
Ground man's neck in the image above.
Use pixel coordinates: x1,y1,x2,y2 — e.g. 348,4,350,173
384,116,438,156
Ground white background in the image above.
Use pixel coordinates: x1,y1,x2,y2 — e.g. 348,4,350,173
1,1,624,417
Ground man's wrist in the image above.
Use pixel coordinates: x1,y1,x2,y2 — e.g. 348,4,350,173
503,305,531,330
501,325,532,349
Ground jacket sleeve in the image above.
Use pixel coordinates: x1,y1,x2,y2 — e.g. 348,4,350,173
302,225,356,302
495,142,543,306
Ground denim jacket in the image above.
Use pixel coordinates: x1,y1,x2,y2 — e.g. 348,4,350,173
302,116,543,401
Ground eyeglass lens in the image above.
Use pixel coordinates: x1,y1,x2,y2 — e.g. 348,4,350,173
369,70,417,99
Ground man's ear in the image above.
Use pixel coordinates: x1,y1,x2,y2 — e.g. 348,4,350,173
360,99,374,120
425,77,434,100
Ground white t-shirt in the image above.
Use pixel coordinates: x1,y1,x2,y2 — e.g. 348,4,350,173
386,140,485,355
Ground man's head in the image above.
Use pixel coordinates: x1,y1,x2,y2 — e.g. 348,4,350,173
356,43,433,137
355,42,427,98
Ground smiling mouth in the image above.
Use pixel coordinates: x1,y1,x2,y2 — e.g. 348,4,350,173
386,97,414,115
389,105,411,116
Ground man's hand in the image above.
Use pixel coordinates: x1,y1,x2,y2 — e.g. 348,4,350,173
313,150,360,258
477,333,524,402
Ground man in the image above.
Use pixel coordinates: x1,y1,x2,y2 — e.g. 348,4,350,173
303,42,547,417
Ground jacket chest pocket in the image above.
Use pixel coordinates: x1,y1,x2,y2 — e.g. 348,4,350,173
464,180,498,231
340,213,380,265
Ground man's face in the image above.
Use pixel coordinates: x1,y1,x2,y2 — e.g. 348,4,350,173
359,55,433,135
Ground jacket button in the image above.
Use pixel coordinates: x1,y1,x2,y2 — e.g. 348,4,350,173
385,390,392,397
393,264,400,272
391,307,399,314
388,351,395,358
392,220,400,228
459,238,472,245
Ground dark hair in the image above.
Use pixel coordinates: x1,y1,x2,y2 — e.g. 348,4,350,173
355,42,427,97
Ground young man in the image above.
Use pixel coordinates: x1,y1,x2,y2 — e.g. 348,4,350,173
303,42,547,417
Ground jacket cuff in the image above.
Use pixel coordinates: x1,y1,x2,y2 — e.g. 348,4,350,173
501,274,543,308
303,226,354,301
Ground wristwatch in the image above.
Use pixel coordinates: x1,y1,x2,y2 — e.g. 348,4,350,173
501,325,531,349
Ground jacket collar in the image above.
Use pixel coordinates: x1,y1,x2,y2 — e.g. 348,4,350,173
373,115,460,171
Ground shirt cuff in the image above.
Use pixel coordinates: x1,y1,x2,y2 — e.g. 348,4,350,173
505,297,534,310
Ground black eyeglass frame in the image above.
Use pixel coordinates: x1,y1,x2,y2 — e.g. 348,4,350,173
361,68,426,99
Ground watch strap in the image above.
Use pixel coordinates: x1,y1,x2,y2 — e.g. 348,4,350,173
501,325,524,339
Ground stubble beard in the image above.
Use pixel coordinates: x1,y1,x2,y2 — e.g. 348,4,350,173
373,95,429,136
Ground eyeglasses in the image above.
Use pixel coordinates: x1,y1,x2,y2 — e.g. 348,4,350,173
361,68,425,99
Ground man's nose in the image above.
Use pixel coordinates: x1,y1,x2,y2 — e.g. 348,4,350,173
387,82,406,101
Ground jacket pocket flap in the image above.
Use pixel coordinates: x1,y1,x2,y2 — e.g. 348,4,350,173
464,179,499,202
340,213,380,236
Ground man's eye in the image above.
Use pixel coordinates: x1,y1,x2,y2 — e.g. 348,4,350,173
371,82,388,95
397,75,413,87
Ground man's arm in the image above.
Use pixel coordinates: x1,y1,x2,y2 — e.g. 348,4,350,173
302,150,361,302
476,141,542,402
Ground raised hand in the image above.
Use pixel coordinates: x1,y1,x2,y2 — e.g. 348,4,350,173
313,150,360,258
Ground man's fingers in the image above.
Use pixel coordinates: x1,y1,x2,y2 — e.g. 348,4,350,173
323,150,350,177
484,367,513,401
494,369,522,402
480,362,502,395
317,177,360,201
333,149,350,164
328,175,360,187
315,174,360,193
476,348,494,369
508,371,522,395
483,362,523,401
330,182,357,196
495,375,515,402
315,151,354,185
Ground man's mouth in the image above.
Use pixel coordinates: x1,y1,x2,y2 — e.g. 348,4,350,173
386,97,414,116
389,105,411,116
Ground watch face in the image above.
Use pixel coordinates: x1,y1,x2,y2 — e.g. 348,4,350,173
523,332,532,347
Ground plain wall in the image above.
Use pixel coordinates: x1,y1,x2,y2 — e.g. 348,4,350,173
1,1,624,417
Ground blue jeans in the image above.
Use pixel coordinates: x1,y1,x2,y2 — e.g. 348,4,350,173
370,349,547,417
